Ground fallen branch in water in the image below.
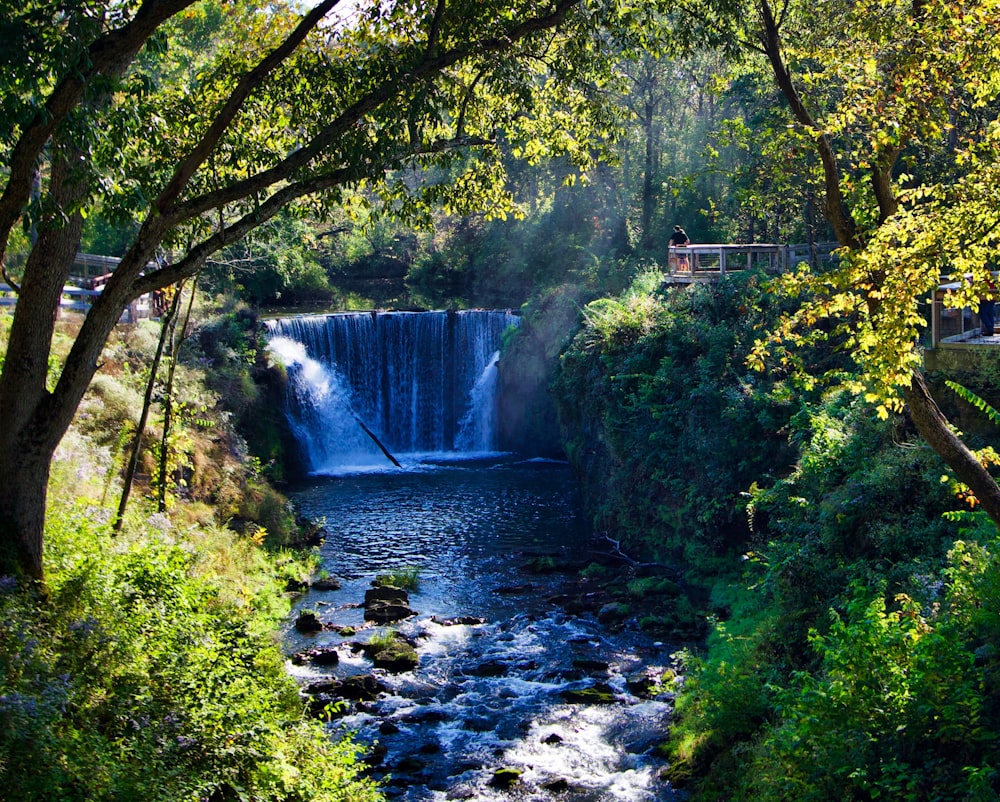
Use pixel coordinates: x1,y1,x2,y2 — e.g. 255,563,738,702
354,416,402,468
601,532,682,578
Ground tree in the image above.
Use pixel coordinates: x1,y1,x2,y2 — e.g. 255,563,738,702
683,0,1000,523
0,0,665,579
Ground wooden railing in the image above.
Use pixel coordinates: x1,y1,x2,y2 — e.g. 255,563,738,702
666,242,839,278
1,252,162,321
930,277,1000,348
0,283,102,313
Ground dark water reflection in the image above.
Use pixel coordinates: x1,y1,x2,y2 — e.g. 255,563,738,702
286,457,680,801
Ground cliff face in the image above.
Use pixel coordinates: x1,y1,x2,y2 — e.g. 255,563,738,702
497,285,592,459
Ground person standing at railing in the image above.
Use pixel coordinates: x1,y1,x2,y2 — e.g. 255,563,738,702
980,271,997,336
670,225,690,271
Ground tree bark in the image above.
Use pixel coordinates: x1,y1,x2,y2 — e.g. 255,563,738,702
0,150,85,579
903,371,1000,524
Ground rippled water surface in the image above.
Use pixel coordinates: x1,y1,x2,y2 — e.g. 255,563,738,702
286,457,680,801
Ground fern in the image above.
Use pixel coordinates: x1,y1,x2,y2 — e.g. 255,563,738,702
945,380,1000,427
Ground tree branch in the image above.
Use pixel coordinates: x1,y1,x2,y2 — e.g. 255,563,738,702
0,0,198,268
757,0,859,248
154,0,344,212
166,0,581,226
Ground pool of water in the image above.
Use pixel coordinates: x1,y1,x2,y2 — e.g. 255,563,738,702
285,457,681,801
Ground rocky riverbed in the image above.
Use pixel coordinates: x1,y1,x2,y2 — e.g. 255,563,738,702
286,540,695,801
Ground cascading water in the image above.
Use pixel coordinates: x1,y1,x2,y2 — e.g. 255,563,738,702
272,309,680,800
266,310,519,472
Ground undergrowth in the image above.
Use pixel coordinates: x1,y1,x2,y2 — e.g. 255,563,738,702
0,306,382,802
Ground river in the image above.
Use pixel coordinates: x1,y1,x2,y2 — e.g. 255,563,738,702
284,456,680,801
267,311,681,800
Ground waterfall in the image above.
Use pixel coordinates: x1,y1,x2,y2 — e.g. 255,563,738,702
266,310,519,473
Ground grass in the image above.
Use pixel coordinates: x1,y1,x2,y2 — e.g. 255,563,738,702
373,565,420,590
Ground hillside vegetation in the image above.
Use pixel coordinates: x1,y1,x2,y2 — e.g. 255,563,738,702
0,306,380,802
551,268,1000,800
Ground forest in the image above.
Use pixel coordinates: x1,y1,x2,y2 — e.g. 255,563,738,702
2,0,1000,800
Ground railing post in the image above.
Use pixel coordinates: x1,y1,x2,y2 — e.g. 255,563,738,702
931,290,939,347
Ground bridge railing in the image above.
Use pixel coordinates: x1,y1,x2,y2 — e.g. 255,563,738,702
667,242,839,278
930,277,999,347
0,283,104,313
1,252,162,321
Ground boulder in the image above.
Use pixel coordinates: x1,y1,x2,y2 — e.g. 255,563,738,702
489,768,522,789
560,682,617,704
364,585,415,623
431,615,486,626
291,647,340,667
294,611,324,634
337,674,386,701
363,632,419,673
597,601,630,625
304,674,385,702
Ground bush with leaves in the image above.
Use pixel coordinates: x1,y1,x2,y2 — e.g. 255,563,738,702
554,267,813,569
0,500,380,802
666,392,997,800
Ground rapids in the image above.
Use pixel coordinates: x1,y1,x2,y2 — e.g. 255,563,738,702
268,311,682,800
284,458,681,801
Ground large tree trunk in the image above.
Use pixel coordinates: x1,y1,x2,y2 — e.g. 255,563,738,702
903,370,1000,523
0,152,85,580
0,447,53,581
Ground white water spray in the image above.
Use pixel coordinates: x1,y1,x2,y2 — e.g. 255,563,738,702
266,336,386,473
455,350,500,452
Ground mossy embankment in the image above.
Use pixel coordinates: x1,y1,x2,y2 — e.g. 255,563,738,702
525,268,1000,801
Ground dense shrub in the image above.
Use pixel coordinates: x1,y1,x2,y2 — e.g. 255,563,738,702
0,305,379,801
554,268,810,568
665,397,999,800
0,501,380,802
552,272,1000,800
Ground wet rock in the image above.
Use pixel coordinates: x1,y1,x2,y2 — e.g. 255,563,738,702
364,585,415,623
379,720,400,735
489,768,522,789
541,778,571,793
337,674,386,701
431,615,486,626
560,682,617,704
626,667,664,698
303,674,385,705
470,659,508,677
312,576,342,591
395,756,427,773
291,647,340,667
363,743,388,766
401,708,449,725
597,601,630,624
541,732,563,745
363,632,419,673
304,678,339,695
462,717,495,732
294,611,324,634
572,657,610,674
